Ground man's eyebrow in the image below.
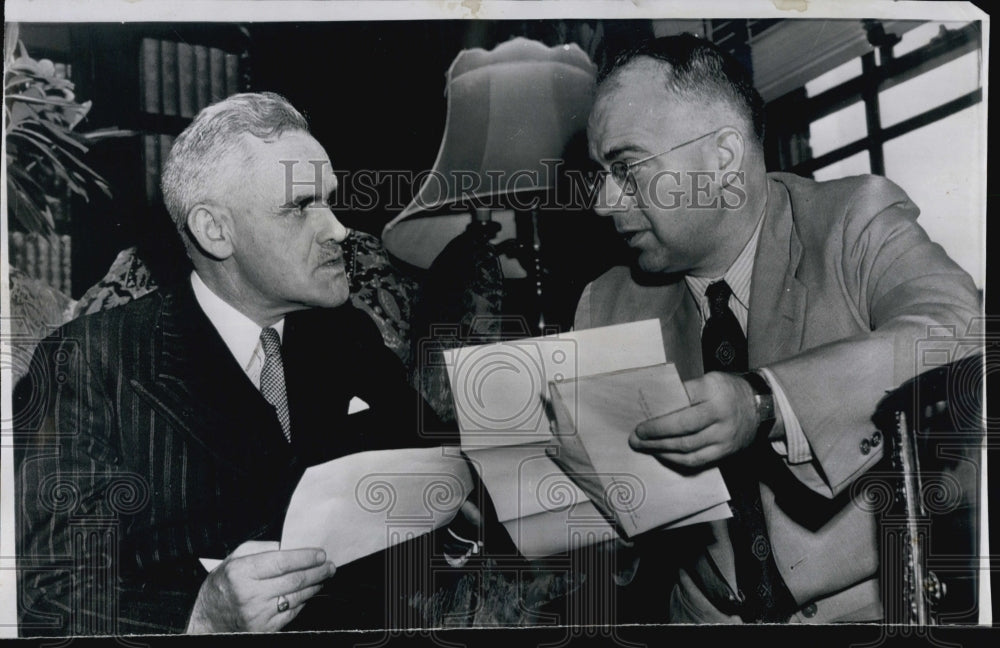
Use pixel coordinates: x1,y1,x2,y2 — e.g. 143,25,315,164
286,187,337,209
602,144,645,161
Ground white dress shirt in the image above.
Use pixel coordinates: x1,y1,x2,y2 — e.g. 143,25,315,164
190,271,285,391
684,216,813,465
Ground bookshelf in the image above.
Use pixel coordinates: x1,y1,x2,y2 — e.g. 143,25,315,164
37,24,253,296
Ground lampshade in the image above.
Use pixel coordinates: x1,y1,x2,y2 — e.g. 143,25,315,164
382,37,597,270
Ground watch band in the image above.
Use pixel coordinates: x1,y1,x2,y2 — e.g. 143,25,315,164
741,371,776,444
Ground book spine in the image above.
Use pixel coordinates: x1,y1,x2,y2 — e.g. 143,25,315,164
140,38,161,114
194,45,211,111
37,235,51,285
48,234,61,291
143,134,160,205
224,53,240,95
209,48,226,103
159,134,175,193
177,42,196,118
10,232,25,273
160,40,179,117
24,235,38,281
60,235,73,295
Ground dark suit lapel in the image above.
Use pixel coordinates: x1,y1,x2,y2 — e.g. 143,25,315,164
131,281,294,476
281,311,339,460
281,307,379,461
747,177,808,369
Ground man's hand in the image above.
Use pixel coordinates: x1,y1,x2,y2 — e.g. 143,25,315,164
186,540,336,634
629,371,761,468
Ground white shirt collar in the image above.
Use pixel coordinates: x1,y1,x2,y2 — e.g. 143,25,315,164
684,209,765,317
190,271,284,373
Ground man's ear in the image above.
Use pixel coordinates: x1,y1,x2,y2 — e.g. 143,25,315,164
186,204,235,260
713,127,746,179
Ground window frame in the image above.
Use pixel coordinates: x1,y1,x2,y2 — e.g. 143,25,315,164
767,21,982,177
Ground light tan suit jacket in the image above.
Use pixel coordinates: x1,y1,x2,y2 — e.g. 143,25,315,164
575,172,981,622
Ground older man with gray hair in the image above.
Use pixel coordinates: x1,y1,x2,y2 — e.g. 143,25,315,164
15,92,444,635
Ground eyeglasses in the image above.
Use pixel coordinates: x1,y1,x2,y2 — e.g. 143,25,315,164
599,130,718,196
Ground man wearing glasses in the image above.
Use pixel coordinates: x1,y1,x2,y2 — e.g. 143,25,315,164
578,35,980,623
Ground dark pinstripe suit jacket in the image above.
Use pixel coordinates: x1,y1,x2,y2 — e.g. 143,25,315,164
14,280,445,636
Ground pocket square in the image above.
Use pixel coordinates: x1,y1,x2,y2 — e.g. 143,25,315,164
199,558,223,572
347,396,370,415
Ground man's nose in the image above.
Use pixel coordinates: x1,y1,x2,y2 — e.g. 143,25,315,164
316,207,350,243
593,174,630,218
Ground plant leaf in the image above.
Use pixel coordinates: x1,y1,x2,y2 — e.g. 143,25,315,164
82,127,137,140
11,125,57,148
18,126,96,176
7,180,56,235
6,35,118,234
11,129,72,175
8,163,50,196
30,119,90,152
5,74,35,89
5,93,79,108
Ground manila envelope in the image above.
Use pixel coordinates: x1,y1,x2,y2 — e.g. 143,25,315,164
548,363,731,538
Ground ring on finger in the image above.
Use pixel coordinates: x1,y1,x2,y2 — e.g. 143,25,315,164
277,594,290,613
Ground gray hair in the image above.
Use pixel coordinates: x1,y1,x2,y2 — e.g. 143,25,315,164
161,91,310,231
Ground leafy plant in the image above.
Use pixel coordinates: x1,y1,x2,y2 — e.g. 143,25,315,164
4,23,130,235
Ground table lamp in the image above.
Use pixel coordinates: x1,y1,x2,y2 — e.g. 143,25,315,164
381,37,597,335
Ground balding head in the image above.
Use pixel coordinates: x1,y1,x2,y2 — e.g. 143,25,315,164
598,34,765,148
586,35,770,278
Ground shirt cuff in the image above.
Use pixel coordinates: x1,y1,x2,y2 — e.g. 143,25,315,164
758,367,813,465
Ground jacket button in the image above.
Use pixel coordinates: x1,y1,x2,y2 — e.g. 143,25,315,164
871,430,882,447
802,603,818,618
860,438,871,455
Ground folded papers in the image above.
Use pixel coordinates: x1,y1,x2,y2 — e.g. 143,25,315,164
548,363,730,538
444,319,730,558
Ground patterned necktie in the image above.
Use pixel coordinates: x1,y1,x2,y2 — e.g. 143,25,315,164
701,280,795,622
702,281,748,374
259,327,291,442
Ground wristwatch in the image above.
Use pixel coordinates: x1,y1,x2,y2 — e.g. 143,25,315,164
741,371,776,444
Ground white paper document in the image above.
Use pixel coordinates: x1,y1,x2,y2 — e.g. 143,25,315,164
549,363,731,537
446,319,669,449
279,446,474,567
443,319,731,558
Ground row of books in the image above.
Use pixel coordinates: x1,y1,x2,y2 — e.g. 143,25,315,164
8,232,73,296
140,38,242,118
52,62,72,80
143,133,176,205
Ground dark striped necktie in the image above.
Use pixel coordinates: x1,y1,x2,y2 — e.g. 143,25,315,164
701,280,796,622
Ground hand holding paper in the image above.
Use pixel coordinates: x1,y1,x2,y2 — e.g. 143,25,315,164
280,446,474,568
548,363,731,537
630,371,764,468
187,540,333,634
443,320,731,558
201,447,473,587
